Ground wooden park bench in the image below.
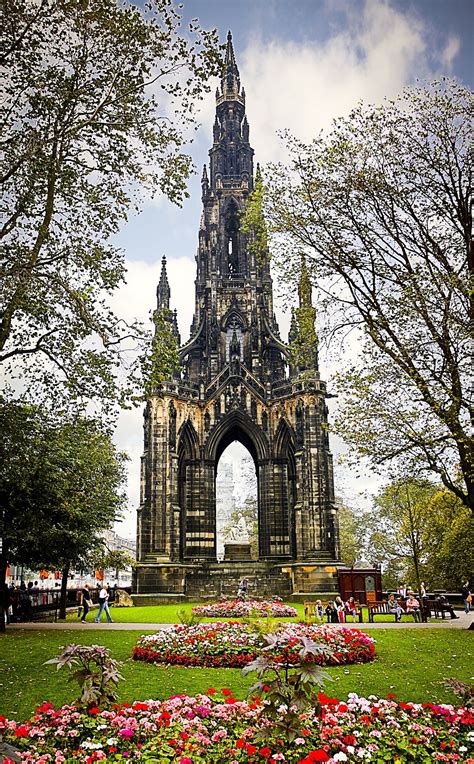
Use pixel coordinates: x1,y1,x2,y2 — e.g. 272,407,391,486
368,600,426,623
429,598,456,620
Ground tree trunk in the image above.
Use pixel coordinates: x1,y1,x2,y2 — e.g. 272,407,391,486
59,562,70,620
0,553,7,633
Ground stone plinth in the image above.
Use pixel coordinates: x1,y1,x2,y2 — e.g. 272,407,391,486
224,543,252,561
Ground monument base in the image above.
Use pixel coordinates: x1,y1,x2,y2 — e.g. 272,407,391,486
133,558,344,602
224,542,252,561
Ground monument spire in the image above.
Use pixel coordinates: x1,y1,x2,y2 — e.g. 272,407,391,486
222,30,240,95
156,255,170,310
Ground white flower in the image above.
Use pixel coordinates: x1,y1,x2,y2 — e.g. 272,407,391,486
333,754,348,762
80,740,103,750
294,737,305,745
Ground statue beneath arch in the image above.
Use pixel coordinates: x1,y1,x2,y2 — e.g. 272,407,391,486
134,33,340,601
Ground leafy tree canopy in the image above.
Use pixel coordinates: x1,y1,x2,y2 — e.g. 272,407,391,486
0,400,127,628
0,0,221,413
256,80,473,510
363,478,473,592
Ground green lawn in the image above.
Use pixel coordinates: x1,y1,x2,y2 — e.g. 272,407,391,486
61,602,458,624
1,628,471,722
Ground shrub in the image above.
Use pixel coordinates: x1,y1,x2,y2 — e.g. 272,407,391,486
45,644,123,709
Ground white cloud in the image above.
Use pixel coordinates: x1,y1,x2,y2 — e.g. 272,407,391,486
239,0,429,164
440,34,461,71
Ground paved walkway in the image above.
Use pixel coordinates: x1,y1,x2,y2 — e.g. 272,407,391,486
6,611,473,631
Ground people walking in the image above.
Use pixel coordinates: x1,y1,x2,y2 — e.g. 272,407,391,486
461,580,471,614
95,585,113,623
79,585,93,623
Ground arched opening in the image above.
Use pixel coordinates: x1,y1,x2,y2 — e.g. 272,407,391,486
215,440,258,561
224,199,240,276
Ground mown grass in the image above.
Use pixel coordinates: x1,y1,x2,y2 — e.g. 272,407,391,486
61,602,458,624
1,628,471,722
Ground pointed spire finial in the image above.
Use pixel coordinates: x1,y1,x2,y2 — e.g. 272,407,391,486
157,255,170,310
222,29,240,95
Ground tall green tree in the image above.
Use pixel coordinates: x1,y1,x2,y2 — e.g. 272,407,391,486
0,402,127,627
364,479,435,594
0,0,221,411
336,500,365,566
422,488,474,591
258,81,473,510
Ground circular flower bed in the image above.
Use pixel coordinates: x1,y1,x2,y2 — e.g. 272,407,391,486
1,692,472,762
132,623,375,668
192,599,298,618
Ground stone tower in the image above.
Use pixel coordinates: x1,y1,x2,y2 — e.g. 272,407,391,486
134,33,340,600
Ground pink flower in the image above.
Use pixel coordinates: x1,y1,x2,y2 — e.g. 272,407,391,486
118,729,135,738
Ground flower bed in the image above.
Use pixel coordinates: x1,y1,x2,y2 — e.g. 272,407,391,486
192,599,298,618
1,692,472,762
132,623,375,668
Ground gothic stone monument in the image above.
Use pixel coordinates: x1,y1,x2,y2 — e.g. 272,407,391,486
133,33,340,602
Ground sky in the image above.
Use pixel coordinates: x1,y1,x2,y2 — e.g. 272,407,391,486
112,0,474,539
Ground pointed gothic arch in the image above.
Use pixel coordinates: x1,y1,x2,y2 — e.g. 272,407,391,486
177,418,200,461
204,409,269,465
274,416,295,458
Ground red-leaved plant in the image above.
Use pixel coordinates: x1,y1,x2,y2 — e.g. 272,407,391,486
45,644,123,709
242,632,335,742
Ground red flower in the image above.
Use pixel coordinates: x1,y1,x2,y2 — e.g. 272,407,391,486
207,688,216,694
14,725,29,738
307,751,330,762
343,735,356,746
225,697,237,704
246,744,258,754
36,702,54,713
88,707,100,715
262,684,270,692
221,688,232,696
260,747,272,758
236,739,245,748
387,693,397,699
133,702,149,711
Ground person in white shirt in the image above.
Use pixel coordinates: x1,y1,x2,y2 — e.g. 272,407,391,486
95,585,113,623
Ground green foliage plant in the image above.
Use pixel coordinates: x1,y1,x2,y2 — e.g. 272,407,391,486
243,607,278,636
242,631,333,743
139,307,181,398
176,607,202,627
45,644,124,709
